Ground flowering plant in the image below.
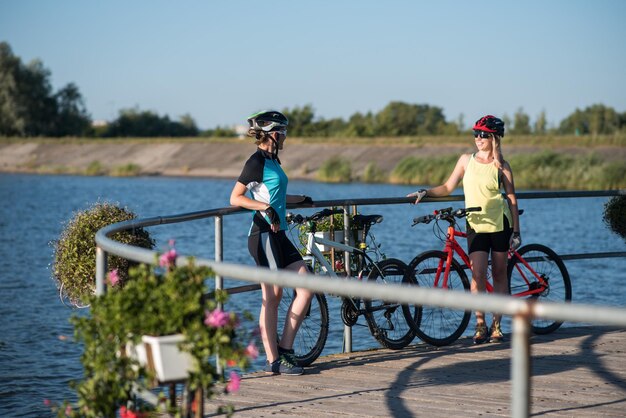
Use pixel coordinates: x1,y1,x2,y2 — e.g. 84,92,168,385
51,242,257,417
52,202,154,307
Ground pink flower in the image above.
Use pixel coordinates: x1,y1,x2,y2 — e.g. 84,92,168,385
245,342,259,360
159,248,177,268
65,405,72,416
119,406,147,418
107,269,120,286
226,371,241,393
43,399,51,406
204,309,230,328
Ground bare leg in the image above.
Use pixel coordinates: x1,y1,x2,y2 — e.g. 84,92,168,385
490,250,509,325
278,260,313,350
469,251,489,325
260,283,282,363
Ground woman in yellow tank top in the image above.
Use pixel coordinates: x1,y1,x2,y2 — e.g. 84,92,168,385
408,115,521,344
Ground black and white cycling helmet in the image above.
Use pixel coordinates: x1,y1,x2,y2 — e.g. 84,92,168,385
247,110,288,134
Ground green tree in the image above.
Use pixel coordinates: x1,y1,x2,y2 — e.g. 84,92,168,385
559,104,622,135
104,108,198,137
534,110,548,135
511,108,531,135
282,104,316,137
0,42,91,136
343,111,375,137
53,82,91,136
374,101,449,136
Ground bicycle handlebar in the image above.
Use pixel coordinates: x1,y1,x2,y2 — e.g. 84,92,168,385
411,206,482,226
286,208,344,225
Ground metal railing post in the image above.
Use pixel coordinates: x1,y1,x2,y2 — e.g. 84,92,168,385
96,246,107,296
215,216,224,304
343,205,352,353
511,312,531,418
215,216,224,375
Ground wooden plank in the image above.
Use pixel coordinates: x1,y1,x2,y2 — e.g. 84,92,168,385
207,326,626,417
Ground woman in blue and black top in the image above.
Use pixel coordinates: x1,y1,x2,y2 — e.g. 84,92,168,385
230,110,313,375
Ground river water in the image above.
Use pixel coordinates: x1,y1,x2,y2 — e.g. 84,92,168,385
1,173,624,417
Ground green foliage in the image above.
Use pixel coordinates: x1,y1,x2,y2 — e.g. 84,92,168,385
375,101,456,136
511,107,531,135
0,42,90,136
317,156,352,183
111,163,142,177
603,195,626,242
559,104,626,135
202,125,237,137
362,162,388,183
386,151,625,190
102,108,199,137
52,202,154,306
85,161,105,176
282,104,317,137
62,260,252,417
389,154,459,185
508,152,626,190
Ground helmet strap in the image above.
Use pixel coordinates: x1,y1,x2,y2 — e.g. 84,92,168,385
268,133,280,161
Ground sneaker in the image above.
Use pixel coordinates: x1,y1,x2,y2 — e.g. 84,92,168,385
473,323,489,345
264,354,304,376
490,322,505,343
278,346,298,367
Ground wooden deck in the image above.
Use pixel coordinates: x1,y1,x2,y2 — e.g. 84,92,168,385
208,326,626,417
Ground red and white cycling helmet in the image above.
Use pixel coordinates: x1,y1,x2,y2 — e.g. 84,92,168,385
473,115,505,137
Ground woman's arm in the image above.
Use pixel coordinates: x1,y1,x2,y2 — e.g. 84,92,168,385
230,182,269,211
409,154,469,203
501,161,520,233
230,181,280,232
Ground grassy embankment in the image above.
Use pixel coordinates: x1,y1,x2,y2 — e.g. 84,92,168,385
2,135,625,189
315,134,626,189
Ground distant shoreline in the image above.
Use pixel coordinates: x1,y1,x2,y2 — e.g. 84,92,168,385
1,139,624,188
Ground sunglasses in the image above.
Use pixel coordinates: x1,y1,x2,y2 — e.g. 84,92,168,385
474,130,492,139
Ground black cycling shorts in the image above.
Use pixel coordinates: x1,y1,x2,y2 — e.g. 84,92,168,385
466,216,513,254
248,230,303,269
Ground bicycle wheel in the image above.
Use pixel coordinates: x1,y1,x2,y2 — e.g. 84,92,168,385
277,288,329,366
508,243,572,334
404,250,471,346
364,258,417,350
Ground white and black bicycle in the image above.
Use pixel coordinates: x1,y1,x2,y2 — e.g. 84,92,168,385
280,208,421,367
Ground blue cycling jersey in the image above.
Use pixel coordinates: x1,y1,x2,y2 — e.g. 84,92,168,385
237,148,288,235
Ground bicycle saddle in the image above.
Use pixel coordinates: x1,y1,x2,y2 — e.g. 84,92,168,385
352,214,383,227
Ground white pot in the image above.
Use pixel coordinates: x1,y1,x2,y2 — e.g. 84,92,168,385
314,230,344,252
128,334,195,383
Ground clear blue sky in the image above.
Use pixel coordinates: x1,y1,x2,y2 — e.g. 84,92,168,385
2,0,625,130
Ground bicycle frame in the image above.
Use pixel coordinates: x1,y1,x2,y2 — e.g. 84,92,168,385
437,223,548,297
303,232,369,278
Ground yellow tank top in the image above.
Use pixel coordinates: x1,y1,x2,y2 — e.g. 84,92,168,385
463,154,512,233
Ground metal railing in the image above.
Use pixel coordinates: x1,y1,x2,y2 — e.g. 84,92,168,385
95,190,626,418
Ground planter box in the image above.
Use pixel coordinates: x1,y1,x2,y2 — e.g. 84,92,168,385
128,334,195,383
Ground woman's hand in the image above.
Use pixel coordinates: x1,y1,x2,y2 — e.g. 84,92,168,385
407,189,427,204
509,231,522,251
265,206,281,233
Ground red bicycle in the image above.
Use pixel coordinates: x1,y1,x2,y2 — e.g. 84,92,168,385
403,206,572,346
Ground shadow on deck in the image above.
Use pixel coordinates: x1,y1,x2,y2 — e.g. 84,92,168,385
209,326,626,417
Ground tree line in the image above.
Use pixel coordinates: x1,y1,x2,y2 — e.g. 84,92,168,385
2,41,625,138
